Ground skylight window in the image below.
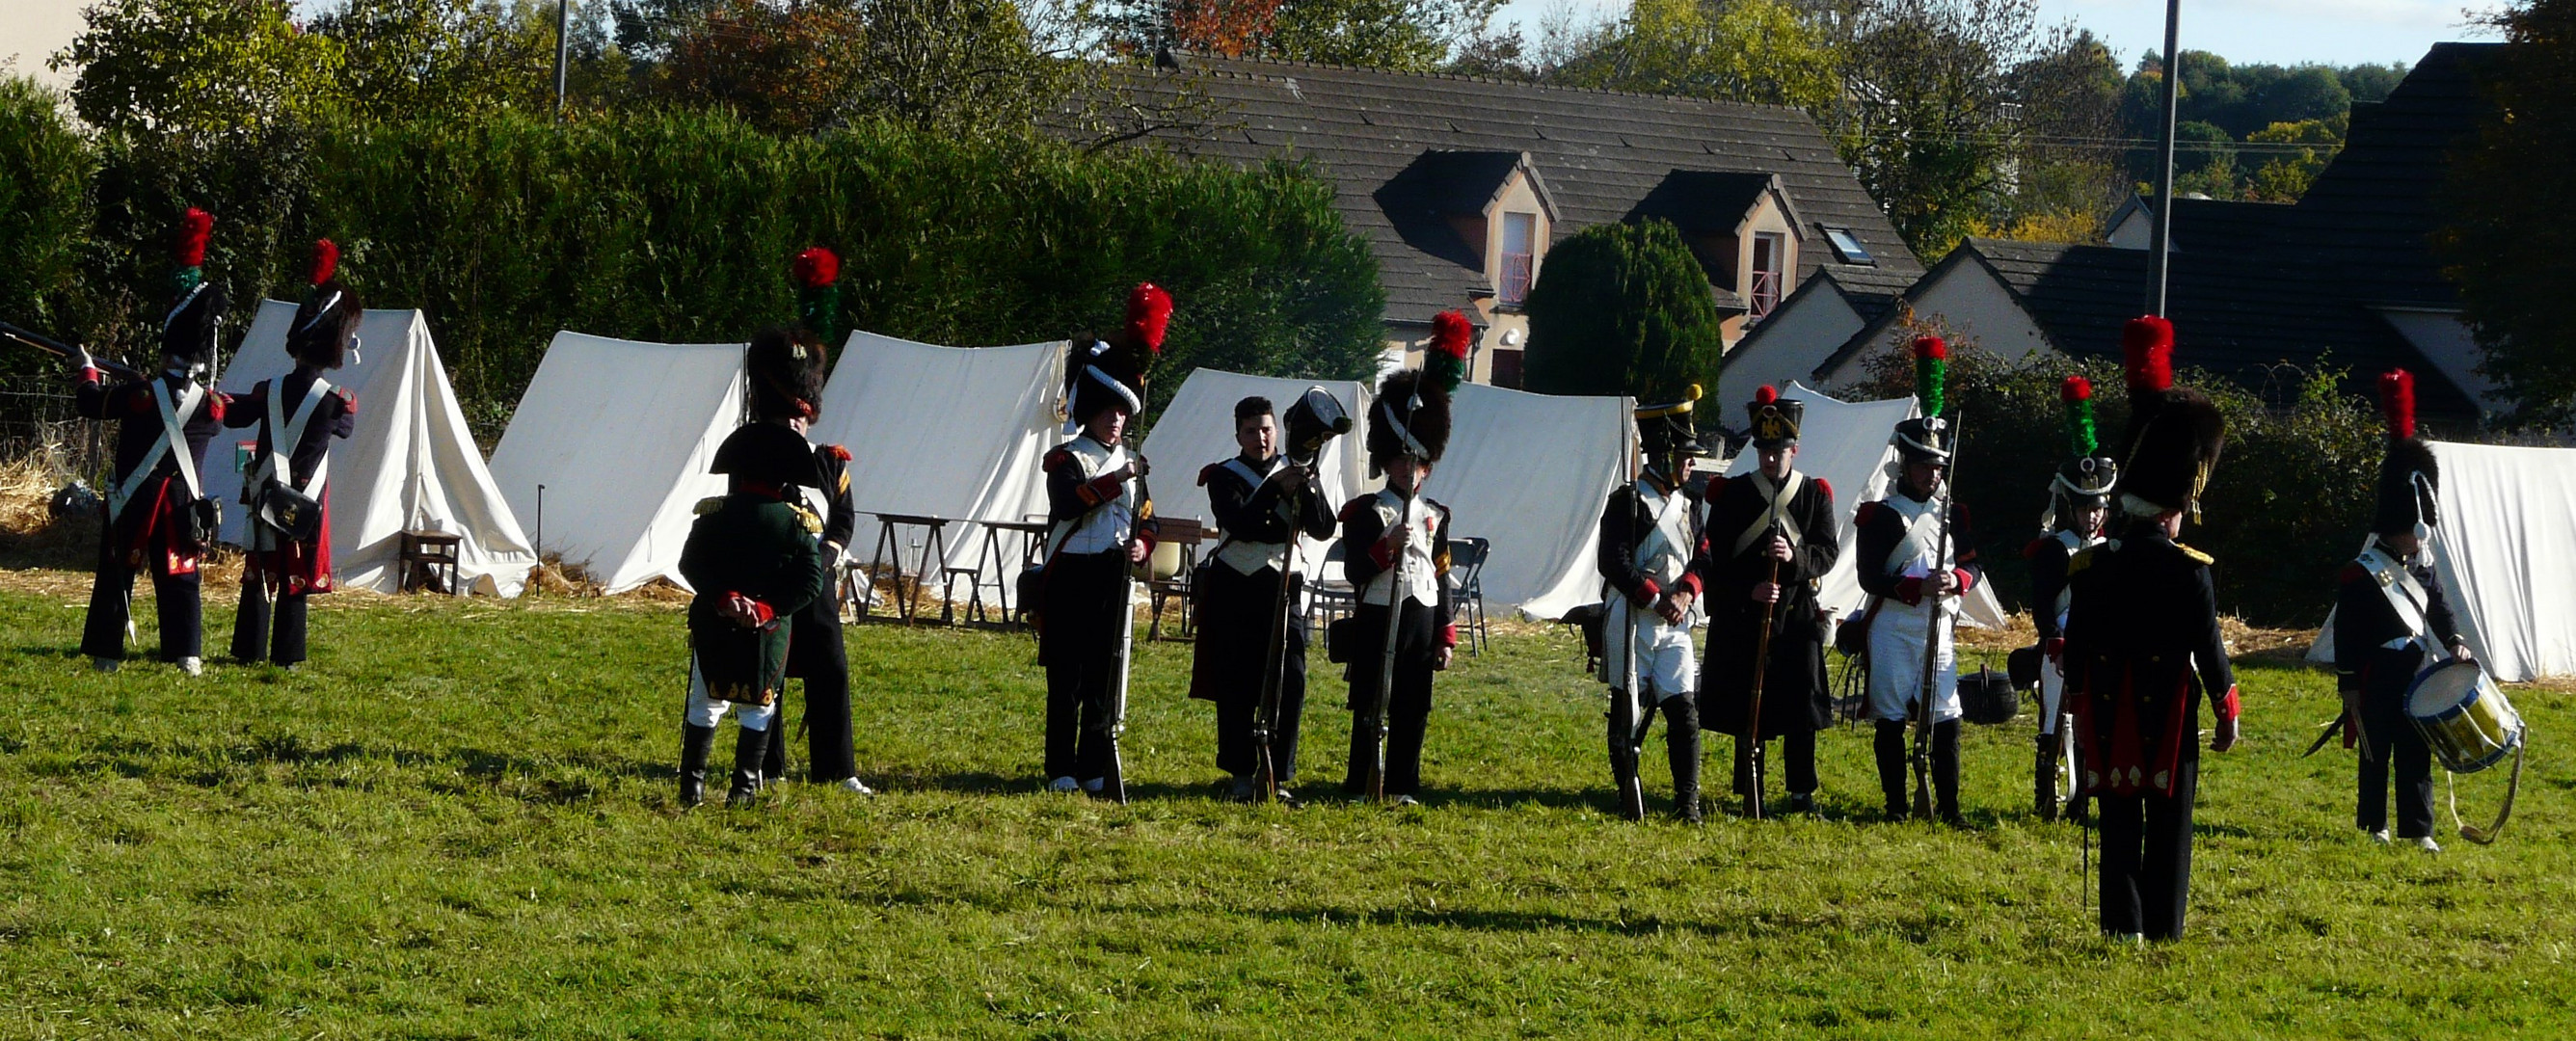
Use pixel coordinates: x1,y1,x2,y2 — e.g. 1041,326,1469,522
1822,227,1874,266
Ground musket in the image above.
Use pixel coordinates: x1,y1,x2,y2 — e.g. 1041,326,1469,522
1745,516,1783,820
1361,478,1421,803
1100,458,1150,805
3,320,147,382
1250,459,1317,805
1613,412,1647,821
1912,415,1963,820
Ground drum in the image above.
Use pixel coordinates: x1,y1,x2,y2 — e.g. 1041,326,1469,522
2405,658,2526,775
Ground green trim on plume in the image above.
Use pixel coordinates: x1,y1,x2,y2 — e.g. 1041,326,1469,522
796,284,840,348
1914,355,1945,418
1425,350,1467,395
172,266,203,294
2063,395,2098,458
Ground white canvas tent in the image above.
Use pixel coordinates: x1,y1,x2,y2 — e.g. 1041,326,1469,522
487,333,743,594
2305,440,2576,681
1720,382,2006,627
206,302,537,596
808,331,1064,580
1139,368,1374,580
1438,383,1632,620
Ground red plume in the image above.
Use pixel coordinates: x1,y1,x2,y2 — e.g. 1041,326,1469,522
1755,385,1780,405
793,247,838,289
1910,334,1947,360
1429,309,1473,360
309,238,338,285
2379,368,2416,440
2061,375,2093,402
175,208,213,267
1126,282,1173,354
2123,316,2174,392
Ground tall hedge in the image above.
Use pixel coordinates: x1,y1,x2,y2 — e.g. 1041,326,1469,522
1852,343,2381,627
3,102,1385,439
1519,219,1727,398
0,79,95,370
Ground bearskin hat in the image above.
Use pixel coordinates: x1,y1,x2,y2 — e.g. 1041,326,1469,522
1367,368,1451,473
2050,375,2118,520
1747,384,1802,448
2113,316,2223,520
2373,368,2439,536
747,325,827,422
286,239,361,370
711,419,824,490
160,208,227,367
1890,335,1952,464
1068,283,1168,425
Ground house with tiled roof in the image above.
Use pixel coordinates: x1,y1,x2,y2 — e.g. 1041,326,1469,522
1721,41,2505,426
1112,51,1924,386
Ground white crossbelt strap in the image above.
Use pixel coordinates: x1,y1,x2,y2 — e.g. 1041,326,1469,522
1634,481,1686,574
1731,470,1807,556
110,378,204,521
2358,545,2436,652
255,378,334,498
1888,499,1945,576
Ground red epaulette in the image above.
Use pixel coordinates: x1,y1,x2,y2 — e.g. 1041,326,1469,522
2338,562,2368,584
1197,462,1223,488
1813,477,1832,502
824,444,851,462
205,392,226,422
1041,447,1072,471
1853,500,1881,525
335,386,357,414
1338,498,1371,524
2024,537,2050,559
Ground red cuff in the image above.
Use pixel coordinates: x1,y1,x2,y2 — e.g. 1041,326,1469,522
1136,532,1158,555
1675,573,1703,599
1077,474,1125,507
1368,532,1399,568
1633,578,1661,604
1895,575,1923,605
1951,567,1975,594
79,366,102,385
1441,624,1459,648
2214,684,2241,722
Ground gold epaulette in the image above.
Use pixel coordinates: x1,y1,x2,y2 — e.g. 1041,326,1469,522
2175,542,2214,565
2067,546,2099,574
694,495,725,517
790,503,824,535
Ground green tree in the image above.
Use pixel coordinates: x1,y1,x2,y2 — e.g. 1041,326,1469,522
0,76,97,388
2244,117,2339,201
53,0,344,136
315,0,608,121
1104,0,1500,72
1548,0,1839,109
1519,219,1725,400
2438,0,2576,424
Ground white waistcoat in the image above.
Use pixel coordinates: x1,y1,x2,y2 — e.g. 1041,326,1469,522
1055,436,1136,556
1630,478,1693,589
1357,489,1442,608
1214,456,1293,575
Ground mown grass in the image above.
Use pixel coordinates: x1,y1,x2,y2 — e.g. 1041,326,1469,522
0,578,2568,1038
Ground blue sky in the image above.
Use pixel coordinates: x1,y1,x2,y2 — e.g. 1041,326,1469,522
1489,0,2502,67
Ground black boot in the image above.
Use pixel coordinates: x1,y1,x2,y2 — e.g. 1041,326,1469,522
727,725,767,808
679,724,715,808
1873,721,1911,820
1664,695,1702,824
1607,704,1644,821
1933,719,1963,826
2034,732,2060,822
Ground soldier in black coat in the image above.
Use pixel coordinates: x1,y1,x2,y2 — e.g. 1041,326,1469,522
738,307,873,796
1190,393,1339,802
75,209,230,676
1339,357,1461,805
2064,316,2241,942
2025,375,2117,821
227,241,359,669
1598,388,1707,821
2334,368,2475,852
1695,386,1840,816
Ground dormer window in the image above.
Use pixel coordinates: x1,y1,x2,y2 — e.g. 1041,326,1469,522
1500,212,1538,305
1750,231,1786,320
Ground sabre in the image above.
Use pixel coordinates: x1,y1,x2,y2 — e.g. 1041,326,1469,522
1101,460,1150,806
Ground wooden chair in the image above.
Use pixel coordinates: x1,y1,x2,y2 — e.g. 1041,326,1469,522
397,529,463,595
1145,518,1206,641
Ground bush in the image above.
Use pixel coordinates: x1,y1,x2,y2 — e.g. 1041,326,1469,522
0,77,94,380
4,108,1385,440
1520,219,1727,399
1848,340,2379,627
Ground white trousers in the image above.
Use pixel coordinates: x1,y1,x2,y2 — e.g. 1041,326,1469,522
1604,597,1698,699
684,656,778,732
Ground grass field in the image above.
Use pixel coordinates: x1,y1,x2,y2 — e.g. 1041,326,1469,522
0,574,2568,1038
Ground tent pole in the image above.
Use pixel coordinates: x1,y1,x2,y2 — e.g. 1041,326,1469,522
2148,0,2182,316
